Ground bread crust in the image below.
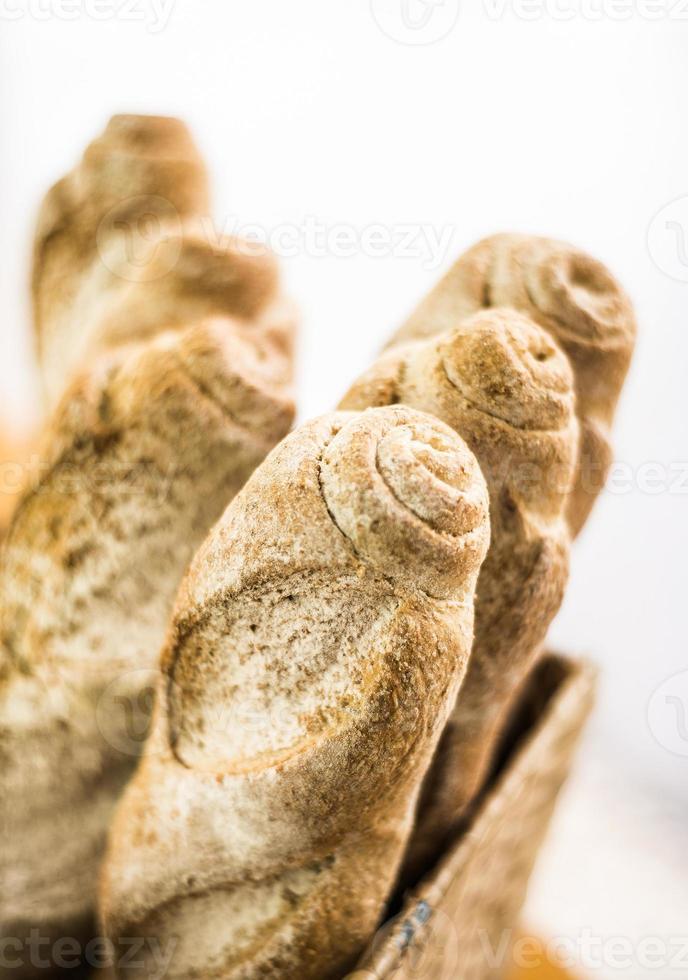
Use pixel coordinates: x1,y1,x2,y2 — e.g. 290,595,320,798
1,115,296,971
100,406,490,980
32,113,293,409
388,233,636,535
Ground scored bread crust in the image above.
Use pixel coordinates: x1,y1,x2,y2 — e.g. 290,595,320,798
0,115,296,971
388,232,636,536
100,405,490,980
341,308,579,882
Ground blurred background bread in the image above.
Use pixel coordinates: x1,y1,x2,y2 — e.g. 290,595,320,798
0,114,297,977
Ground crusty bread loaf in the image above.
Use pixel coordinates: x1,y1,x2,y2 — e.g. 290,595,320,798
389,233,636,535
100,405,490,980
32,113,292,408
0,115,296,975
341,309,578,882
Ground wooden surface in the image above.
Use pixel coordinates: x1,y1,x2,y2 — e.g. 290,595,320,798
352,657,596,980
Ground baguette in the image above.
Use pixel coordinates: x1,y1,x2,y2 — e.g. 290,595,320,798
100,405,490,980
389,233,636,535
0,115,295,975
32,113,291,407
341,309,578,882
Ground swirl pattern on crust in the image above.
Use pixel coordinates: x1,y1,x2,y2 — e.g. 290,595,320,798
320,409,488,599
439,308,573,431
387,232,636,535
100,407,490,980
340,308,578,885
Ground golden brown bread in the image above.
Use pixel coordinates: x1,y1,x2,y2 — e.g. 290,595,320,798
0,115,296,974
100,406,490,980
389,233,636,536
340,309,579,882
32,113,291,408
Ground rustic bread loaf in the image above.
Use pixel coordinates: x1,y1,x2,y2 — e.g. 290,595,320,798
0,115,295,975
100,405,490,980
32,113,292,408
388,233,636,535
341,309,579,882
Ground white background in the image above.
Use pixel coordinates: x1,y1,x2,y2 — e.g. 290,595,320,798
1,3,686,975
